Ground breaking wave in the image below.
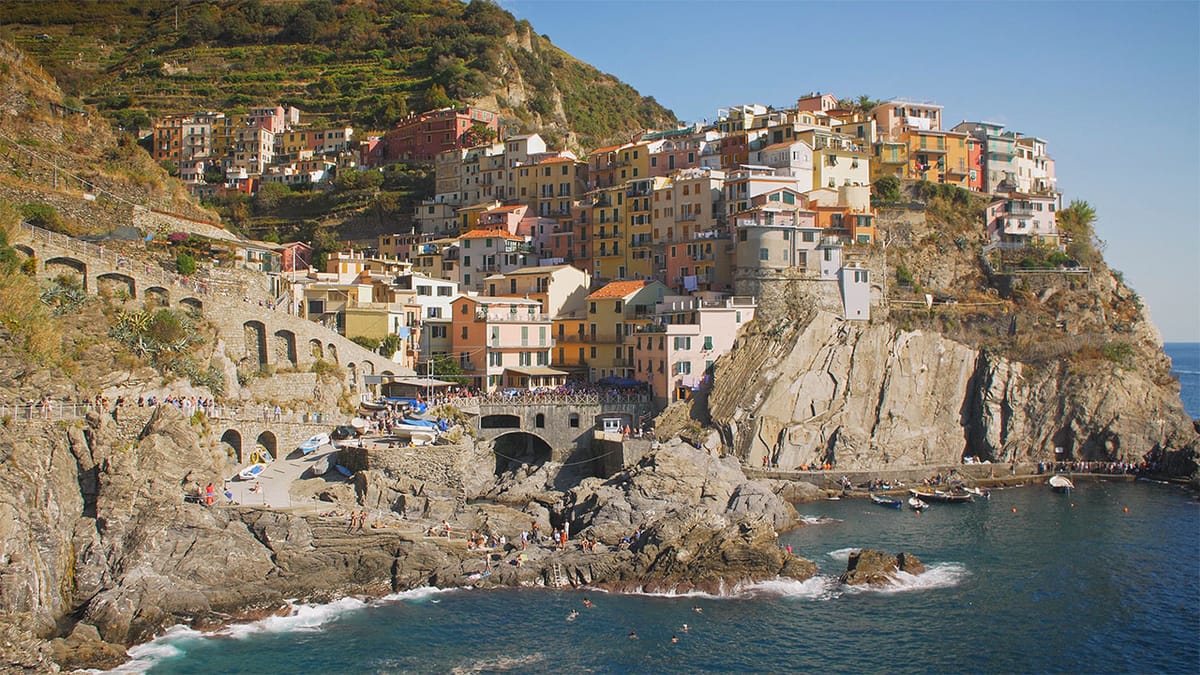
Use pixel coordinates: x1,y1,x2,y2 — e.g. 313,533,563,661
842,562,970,595
826,547,860,562
800,515,842,525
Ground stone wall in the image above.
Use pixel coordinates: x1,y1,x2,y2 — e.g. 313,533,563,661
341,442,477,494
131,208,240,243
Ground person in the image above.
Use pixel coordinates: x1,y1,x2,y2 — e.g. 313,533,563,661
628,631,638,640
671,635,679,644
583,598,592,608
204,483,215,506
224,487,234,504
785,543,793,555
442,520,452,538
681,623,688,632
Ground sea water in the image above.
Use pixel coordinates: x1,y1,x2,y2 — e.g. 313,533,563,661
1165,342,1200,418
123,347,1200,674
122,482,1198,674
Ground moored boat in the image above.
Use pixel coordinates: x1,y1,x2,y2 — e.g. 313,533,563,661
298,432,331,456
1049,474,1074,492
908,497,929,511
870,494,903,509
237,463,267,481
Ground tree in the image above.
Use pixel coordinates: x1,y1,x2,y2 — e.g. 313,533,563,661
379,333,402,359
429,353,469,385
421,84,453,112
175,251,197,275
1057,199,1102,265
873,176,901,202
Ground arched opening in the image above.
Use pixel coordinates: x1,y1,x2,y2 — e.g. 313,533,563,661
96,272,136,299
180,297,203,313
44,256,87,290
481,414,521,429
326,343,339,364
144,286,170,308
220,429,243,462
535,413,546,428
244,321,268,367
381,370,394,378
254,431,277,461
309,339,324,359
347,362,357,386
12,244,33,258
273,329,297,368
492,431,553,475
361,360,375,376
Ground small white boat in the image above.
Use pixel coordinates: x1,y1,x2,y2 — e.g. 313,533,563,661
908,497,929,511
1049,475,1074,492
238,463,267,481
298,433,331,456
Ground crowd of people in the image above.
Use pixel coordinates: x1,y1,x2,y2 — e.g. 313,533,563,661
1037,460,1143,475
427,382,650,407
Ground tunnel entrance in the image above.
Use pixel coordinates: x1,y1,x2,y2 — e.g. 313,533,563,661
492,431,553,475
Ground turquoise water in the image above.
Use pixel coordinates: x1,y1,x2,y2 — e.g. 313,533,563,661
1165,342,1200,418
127,482,1199,674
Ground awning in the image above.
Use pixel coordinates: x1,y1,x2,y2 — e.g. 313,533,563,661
390,377,456,388
504,366,569,377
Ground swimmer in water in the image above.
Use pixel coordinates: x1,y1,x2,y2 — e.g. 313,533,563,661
671,635,679,644
628,631,638,640
583,598,593,608
681,623,689,632
693,606,703,614
567,610,579,621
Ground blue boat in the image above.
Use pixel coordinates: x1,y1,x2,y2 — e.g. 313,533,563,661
237,463,266,481
870,494,903,509
298,432,331,456
402,417,438,429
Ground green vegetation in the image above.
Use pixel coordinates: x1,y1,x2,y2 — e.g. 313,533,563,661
174,250,197,275
428,353,469,385
5,0,675,150
1056,200,1104,266
873,176,901,202
379,333,402,359
1102,341,1134,366
20,203,65,233
350,335,380,351
0,203,59,360
108,307,224,392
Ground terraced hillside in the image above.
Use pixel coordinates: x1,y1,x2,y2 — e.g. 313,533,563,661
1,0,677,151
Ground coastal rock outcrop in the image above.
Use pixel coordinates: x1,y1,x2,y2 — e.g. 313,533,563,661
710,311,1197,472
839,549,925,586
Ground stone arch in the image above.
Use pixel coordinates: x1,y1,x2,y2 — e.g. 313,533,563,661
97,272,136,299
144,286,170,308
481,413,521,429
535,412,546,428
492,431,553,475
180,297,203,312
309,339,324,359
220,428,243,462
44,256,87,290
273,329,297,368
381,369,394,378
255,431,278,461
12,243,33,258
361,361,375,376
326,343,339,365
244,320,268,367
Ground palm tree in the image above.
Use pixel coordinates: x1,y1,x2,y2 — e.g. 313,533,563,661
1056,200,1096,240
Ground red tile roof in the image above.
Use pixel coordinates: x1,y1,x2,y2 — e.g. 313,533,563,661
587,280,647,299
460,228,523,240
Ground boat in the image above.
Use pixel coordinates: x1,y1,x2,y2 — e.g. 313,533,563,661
349,417,369,432
402,417,438,429
1049,475,1075,492
298,433,331,456
358,400,388,412
237,463,267,481
870,494,903,509
908,497,929,511
962,486,989,498
384,397,427,414
912,488,973,503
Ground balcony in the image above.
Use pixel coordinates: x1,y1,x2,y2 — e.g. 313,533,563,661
476,311,552,323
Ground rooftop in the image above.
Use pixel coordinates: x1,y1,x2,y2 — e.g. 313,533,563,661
460,229,523,241
588,280,649,299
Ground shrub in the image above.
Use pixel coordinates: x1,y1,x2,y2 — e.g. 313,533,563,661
1101,341,1134,365
20,203,64,232
175,251,197,275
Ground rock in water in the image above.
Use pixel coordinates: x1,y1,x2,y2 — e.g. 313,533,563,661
839,549,924,585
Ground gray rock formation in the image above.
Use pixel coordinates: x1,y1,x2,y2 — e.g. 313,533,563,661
710,311,1197,472
839,549,925,586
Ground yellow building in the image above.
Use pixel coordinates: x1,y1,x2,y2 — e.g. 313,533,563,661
900,129,970,185
588,185,625,282
625,176,669,280
551,313,589,376
585,280,668,381
613,141,652,184
871,141,908,182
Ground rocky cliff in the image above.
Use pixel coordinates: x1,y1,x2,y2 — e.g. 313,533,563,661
708,308,1196,473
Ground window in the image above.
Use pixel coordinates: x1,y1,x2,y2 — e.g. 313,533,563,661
590,302,597,314
675,361,692,375
673,336,692,350
703,336,713,350
431,325,447,338
614,300,623,312
437,286,452,296
590,346,597,359
535,413,545,428
460,303,469,314
521,326,529,346
461,326,468,339
759,248,769,261
307,299,324,315
463,255,471,266
824,249,833,262
803,231,815,242
539,326,547,345
739,230,748,242
569,413,580,428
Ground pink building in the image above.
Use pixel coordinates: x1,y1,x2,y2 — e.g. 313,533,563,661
449,295,562,391
633,295,757,407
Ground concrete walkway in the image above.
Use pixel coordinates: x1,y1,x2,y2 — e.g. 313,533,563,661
224,446,341,509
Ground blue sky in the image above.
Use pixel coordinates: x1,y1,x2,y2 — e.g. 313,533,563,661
500,0,1200,342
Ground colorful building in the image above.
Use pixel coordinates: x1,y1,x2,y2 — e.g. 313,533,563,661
381,107,499,164
449,295,560,391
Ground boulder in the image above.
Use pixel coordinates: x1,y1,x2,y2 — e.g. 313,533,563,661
839,549,925,585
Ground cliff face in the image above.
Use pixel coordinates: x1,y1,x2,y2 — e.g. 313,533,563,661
709,310,1197,473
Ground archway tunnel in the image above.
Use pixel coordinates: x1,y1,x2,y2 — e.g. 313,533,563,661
492,431,553,476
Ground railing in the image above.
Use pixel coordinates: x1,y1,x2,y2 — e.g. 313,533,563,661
437,392,649,408
0,402,335,425
19,221,218,296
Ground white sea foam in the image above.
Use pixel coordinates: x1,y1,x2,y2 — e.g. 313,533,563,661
221,596,368,639
451,651,547,674
377,585,460,604
104,625,202,673
742,575,840,601
826,547,860,562
800,515,842,525
842,562,970,595
623,585,731,600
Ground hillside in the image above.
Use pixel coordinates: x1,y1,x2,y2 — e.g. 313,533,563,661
0,39,218,238
0,0,677,152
